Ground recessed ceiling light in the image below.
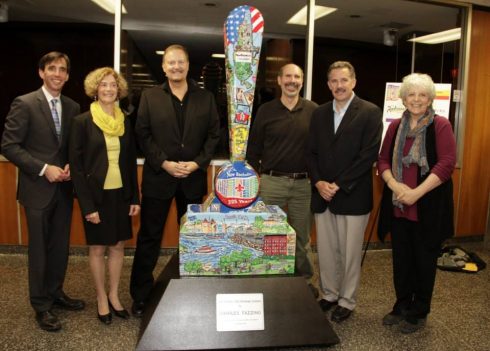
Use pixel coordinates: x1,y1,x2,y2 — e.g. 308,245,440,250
287,5,337,26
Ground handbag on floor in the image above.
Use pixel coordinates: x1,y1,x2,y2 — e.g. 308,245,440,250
437,245,486,273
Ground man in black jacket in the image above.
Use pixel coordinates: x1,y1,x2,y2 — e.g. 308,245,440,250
307,61,382,323
130,45,220,316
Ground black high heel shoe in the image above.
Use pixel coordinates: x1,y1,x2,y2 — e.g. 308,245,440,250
109,300,130,319
97,310,112,325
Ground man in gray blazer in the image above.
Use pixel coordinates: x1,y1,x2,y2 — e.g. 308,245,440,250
307,61,382,323
1,52,85,332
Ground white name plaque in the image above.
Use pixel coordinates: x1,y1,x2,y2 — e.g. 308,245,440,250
216,293,264,332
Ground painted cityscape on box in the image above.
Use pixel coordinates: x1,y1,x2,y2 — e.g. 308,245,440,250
179,193,296,276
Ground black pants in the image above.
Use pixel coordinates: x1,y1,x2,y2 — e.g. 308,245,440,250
25,187,73,312
391,217,441,319
130,186,202,302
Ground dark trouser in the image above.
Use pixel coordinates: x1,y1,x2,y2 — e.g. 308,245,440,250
24,187,73,312
391,217,440,319
130,187,201,302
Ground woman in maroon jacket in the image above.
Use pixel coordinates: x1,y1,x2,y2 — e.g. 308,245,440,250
377,73,456,333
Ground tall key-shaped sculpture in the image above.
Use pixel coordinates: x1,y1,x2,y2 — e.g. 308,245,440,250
215,5,264,208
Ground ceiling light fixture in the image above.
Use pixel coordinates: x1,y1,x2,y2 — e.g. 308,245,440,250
211,53,225,59
90,0,128,14
287,5,337,26
383,28,398,46
408,28,461,44
156,50,165,55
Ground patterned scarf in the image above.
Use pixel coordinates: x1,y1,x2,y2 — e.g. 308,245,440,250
391,107,434,210
90,101,125,137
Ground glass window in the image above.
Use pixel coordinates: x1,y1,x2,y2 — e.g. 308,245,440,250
0,0,468,156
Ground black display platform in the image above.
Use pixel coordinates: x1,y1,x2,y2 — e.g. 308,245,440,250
136,256,339,350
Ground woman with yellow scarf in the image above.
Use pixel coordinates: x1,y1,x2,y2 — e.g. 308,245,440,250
70,67,140,325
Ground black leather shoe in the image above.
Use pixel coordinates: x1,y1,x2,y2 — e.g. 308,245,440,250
109,300,130,319
318,299,337,312
97,311,112,325
131,301,145,318
382,312,404,326
331,306,352,323
399,317,426,334
36,310,61,332
53,294,85,310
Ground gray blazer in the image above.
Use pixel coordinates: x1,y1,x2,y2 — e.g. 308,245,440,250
1,88,80,209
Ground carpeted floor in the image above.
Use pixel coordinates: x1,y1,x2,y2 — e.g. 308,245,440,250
0,242,488,351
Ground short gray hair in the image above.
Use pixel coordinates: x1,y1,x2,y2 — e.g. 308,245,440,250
399,73,436,101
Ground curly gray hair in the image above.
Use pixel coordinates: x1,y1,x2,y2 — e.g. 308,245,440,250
399,73,436,102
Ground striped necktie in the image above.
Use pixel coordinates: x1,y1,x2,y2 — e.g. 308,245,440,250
50,98,61,138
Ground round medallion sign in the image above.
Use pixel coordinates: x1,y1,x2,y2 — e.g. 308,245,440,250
214,161,259,208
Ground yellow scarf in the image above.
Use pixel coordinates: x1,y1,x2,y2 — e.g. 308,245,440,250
90,101,125,137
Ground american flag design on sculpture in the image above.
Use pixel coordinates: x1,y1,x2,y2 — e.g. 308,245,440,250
224,5,263,162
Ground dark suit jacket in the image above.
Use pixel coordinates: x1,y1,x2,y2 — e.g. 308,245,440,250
69,111,140,216
307,95,382,215
1,88,80,209
136,80,220,199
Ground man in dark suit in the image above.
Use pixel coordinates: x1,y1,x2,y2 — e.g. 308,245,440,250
307,61,382,323
1,52,85,331
130,44,220,316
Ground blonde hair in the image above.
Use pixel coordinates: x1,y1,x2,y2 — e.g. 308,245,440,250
162,44,189,63
84,67,128,100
